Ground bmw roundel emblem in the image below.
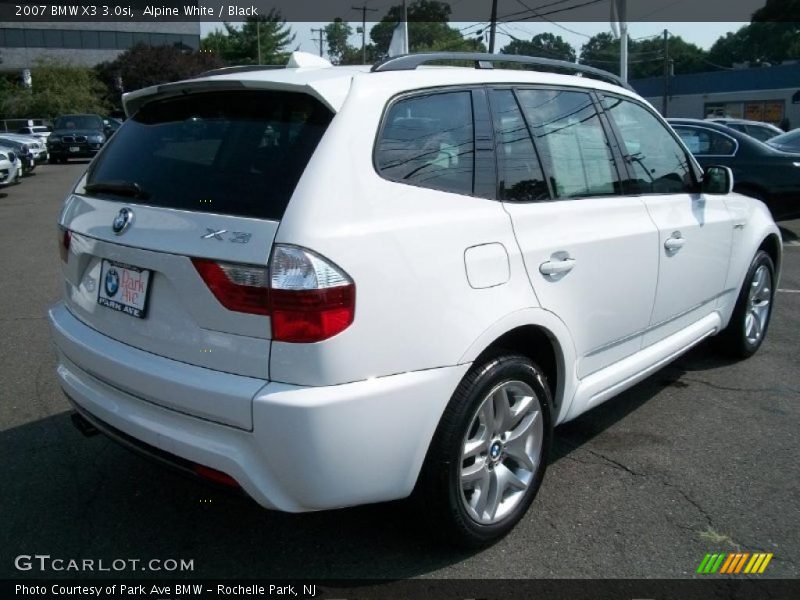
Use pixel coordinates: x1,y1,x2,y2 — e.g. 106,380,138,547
112,208,133,234
105,268,120,297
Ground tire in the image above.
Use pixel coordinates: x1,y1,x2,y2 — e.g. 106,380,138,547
716,250,775,359
48,156,58,164
413,354,552,547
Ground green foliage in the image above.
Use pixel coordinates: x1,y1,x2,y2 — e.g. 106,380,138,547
370,0,484,55
95,43,225,103
1,59,108,119
501,33,576,62
200,11,295,65
707,22,800,68
324,18,353,65
580,32,707,78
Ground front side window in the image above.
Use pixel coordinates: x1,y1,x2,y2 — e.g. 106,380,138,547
673,126,736,157
489,89,548,202
375,91,474,196
602,96,695,194
516,89,618,200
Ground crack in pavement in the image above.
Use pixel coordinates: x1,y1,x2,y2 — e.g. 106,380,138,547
678,377,800,397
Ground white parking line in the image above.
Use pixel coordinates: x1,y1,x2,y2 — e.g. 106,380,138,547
777,289,800,294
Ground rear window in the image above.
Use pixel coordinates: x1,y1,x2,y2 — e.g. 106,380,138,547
86,91,333,220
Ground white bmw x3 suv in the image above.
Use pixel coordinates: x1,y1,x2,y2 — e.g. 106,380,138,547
50,52,781,546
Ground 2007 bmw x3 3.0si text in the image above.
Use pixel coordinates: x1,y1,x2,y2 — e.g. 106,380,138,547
49,51,782,547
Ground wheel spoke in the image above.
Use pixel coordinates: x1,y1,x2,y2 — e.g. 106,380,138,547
496,462,528,493
751,311,763,339
481,394,496,431
461,459,488,484
463,436,488,460
492,387,512,433
473,468,497,517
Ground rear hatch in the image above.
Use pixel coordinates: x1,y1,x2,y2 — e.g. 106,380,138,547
59,88,333,424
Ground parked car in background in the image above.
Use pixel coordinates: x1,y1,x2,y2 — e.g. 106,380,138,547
17,125,52,141
50,51,782,547
102,117,123,136
47,114,108,163
706,118,783,143
766,129,800,153
670,118,800,221
1,133,48,163
0,137,36,175
0,147,21,186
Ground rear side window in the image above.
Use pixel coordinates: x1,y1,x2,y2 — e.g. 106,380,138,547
516,89,618,200
86,91,333,220
489,89,548,202
375,91,474,196
602,96,694,194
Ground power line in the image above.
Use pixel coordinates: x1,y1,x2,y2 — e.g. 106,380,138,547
509,0,594,38
502,0,608,23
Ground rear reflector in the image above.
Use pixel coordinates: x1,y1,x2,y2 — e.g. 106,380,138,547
192,245,355,343
59,227,71,263
193,464,240,488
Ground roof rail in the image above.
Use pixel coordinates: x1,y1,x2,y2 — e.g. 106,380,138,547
196,64,285,78
371,52,631,90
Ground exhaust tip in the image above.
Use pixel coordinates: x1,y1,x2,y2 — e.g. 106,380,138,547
70,411,100,437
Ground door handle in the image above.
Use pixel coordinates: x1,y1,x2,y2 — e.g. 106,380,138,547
664,235,686,253
539,257,576,277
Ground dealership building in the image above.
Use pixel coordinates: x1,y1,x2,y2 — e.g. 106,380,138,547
0,21,201,72
633,62,800,127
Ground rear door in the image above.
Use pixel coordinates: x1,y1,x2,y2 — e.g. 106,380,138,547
60,89,333,396
495,86,659,380
601,96,733,346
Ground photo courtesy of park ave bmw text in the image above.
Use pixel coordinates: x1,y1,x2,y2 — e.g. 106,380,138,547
1,0,799,598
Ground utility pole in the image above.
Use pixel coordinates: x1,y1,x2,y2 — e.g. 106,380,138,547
311,27,325,58
488,0,498,53
402,0,409,54
256,21,261,64
352,4,378,64
662,29,670,117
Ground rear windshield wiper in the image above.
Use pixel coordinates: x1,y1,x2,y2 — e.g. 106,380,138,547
83,180,150,199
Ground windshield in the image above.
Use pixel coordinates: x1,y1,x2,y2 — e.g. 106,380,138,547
86,90,333,220
54,115,103,130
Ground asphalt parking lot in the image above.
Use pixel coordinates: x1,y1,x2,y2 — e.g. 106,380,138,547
1,163,798,580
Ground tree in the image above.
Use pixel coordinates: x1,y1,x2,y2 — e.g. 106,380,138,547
501,33,576,62
95,43,224,103
580,32,708,79
370,0,484,57
324,18,353,65
579,32,621,74
1,58,108,118
200,11,295,65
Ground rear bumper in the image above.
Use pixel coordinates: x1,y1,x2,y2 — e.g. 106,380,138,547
49,302,467,511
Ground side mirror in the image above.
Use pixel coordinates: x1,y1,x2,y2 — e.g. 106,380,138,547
702,165,734,195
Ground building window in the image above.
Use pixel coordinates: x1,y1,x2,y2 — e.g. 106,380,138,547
3,28,25,48
43,30,63,48
98,31,116,49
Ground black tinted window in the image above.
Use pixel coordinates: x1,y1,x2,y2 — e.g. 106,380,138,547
489,89,548,202
602,96,694,194
86,91,332,220
517,89,618,200
376,91,474,196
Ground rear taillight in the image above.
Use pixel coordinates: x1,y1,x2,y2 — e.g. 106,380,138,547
192,464,240,488
59,227,71,263
191,259,269,315
192,245,355,343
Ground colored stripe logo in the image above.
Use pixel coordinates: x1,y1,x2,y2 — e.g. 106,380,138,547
697,553,773,574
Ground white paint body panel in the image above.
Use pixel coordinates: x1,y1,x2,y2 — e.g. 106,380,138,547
49,64,783,512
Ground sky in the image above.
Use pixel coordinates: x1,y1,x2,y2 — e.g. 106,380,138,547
201,21,747,60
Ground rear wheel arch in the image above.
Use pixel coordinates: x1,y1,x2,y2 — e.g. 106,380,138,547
472,325,564,421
